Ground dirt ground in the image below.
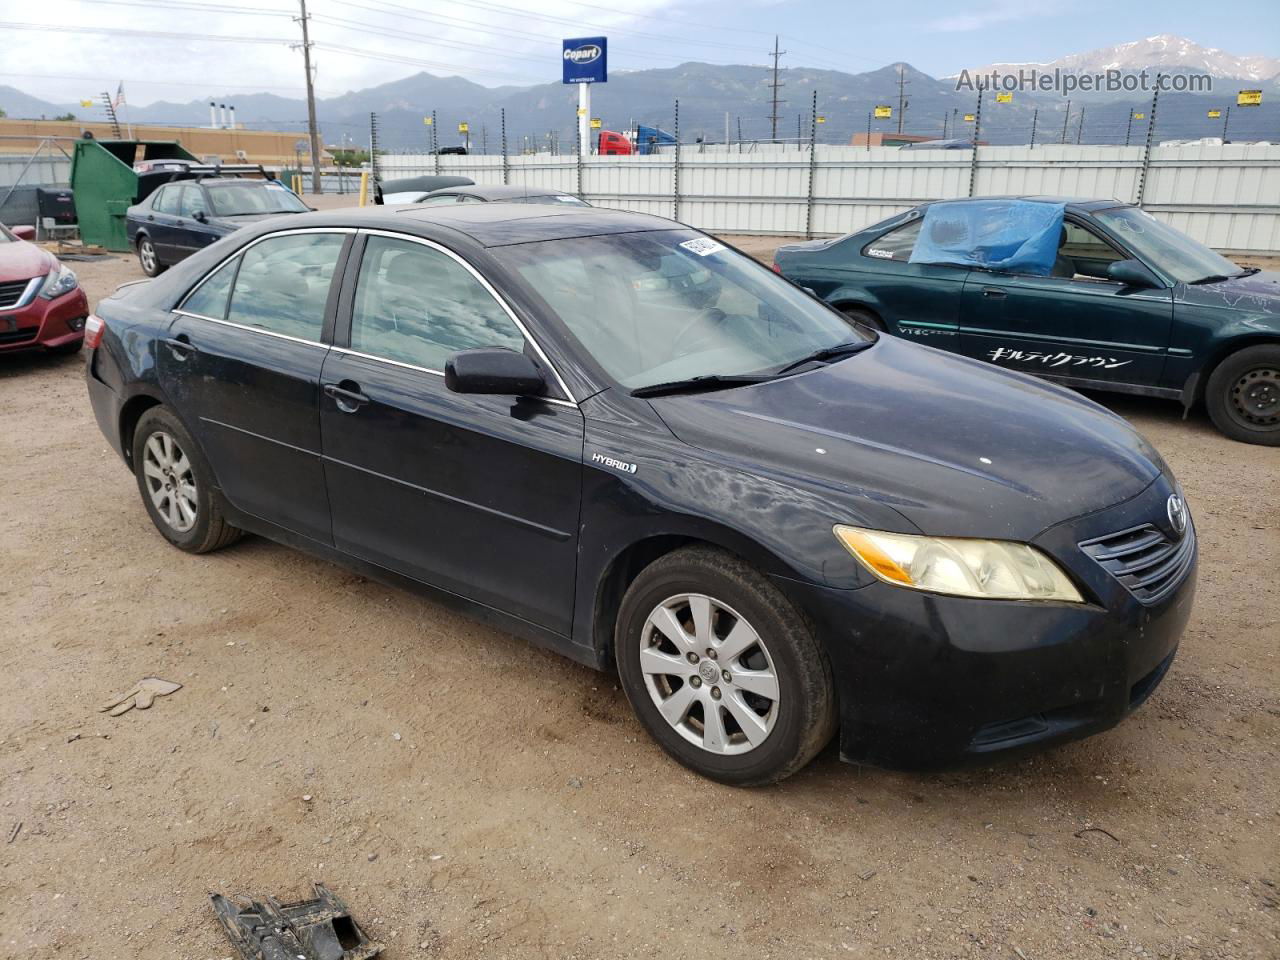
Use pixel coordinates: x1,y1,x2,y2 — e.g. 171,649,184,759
2,231,1277,960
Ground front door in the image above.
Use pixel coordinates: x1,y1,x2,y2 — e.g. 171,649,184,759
319,232,585,635
160,229,350,544
958,219,1174,387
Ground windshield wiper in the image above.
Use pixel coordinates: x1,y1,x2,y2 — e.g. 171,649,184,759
631,374,774,398
771,340,874,377
1189,274,1234,285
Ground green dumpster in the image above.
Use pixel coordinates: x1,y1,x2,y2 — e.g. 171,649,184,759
70,139,198,251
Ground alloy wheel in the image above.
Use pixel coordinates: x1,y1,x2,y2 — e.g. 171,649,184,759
139,239,157,274
639,593,780,755
141,430,198,533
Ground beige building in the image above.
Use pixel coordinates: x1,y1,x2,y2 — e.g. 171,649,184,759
0,118,329,167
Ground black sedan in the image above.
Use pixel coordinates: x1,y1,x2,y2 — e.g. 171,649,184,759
126,177,310,277
84,204,1195,784
415,183,591,207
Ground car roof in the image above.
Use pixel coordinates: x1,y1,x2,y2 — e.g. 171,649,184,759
428,184,567,200
240,203,681,248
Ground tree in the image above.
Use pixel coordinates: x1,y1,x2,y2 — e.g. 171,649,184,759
53,112,76,121
0,107,7,118
329,148,369,167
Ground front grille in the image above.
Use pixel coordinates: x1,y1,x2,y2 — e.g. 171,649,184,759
0,278,34,309
1079,521,1195,605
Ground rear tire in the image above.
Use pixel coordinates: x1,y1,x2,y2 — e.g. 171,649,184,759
615,546,836,786
131,407,241,553
137,235,165,277
1204,345,1280,446
839,305,886,333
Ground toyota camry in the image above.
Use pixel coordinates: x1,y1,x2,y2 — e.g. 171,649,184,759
84,204,1196,784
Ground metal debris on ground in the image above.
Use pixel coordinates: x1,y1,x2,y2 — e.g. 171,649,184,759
100,678,182,716
210,882,381,960
7,821,21,844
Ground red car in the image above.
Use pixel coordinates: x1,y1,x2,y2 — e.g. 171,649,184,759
0,222,89,354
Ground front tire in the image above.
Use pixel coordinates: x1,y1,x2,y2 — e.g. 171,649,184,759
1204,345,1280,445
132,407,241,553
615,546,836,785
137,235,166,277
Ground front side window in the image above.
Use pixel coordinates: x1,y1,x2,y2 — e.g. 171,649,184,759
224,233,345,340
177,186,207,220
862,219,922,262
350,235,525,370
1059,221,1126,280
497,230,866,390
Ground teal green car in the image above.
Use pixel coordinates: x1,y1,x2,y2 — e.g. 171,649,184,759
774,197,1280,445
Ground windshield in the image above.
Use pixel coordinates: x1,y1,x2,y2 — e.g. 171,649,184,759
0,224,13,243
1094,206,1240,284
204,181,310,217
496,230,869,390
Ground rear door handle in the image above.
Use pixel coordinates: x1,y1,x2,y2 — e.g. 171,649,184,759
324,382,370,413
981,287,1007,299
162,336,196,360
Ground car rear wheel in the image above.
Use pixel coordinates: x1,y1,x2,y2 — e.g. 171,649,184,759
137,236,165,277
1205,345,1280,446
839,305,885,333
132,407,241,552
615,546,836,785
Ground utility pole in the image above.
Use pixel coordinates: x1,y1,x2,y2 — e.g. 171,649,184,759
295,0,323,195
768,35,786,140
896,65,910,135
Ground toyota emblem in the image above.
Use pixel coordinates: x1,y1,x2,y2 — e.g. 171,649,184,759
1167,494,1188,535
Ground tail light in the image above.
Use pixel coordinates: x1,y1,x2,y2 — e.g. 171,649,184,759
84,314,106,349
771,262,782,273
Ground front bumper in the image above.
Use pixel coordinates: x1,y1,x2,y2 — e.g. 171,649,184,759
785,475,1196,769
0,285,89,353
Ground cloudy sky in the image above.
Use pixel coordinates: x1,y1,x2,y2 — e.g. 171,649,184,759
3,0,1278,106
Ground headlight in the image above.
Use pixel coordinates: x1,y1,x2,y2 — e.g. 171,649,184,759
834,525,1084,603
38,263,78,300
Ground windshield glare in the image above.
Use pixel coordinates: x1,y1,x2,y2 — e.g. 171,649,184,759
205,182,310,217
498,231,868,390
1094,206,1239,284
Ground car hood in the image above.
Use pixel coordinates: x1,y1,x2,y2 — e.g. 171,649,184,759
1178,269,1280,316
648,337,1163,542
0,240,53,282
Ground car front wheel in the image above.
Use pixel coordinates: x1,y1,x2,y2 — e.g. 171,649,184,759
616,546,836,785
1205,344,1280,445
132,407,241,553
137,236,165,277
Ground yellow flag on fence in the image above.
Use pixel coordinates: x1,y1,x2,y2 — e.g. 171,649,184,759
874,105,891,119
995,92,1012,103
1208,110,1222,119
1237,89,1262,106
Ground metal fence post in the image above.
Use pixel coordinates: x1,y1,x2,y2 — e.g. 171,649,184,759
967,87,983,197
865,112,871,152
501,108,509,185
1135,77,1161,206
673,99,681,222
1029,107,1038,148
805,90,818,240
432,110,440,175
368,112,380,185
576,127,584,199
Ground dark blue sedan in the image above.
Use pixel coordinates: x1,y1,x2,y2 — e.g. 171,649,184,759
126,177,309,277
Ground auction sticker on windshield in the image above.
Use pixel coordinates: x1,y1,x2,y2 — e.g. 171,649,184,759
680,238,725,257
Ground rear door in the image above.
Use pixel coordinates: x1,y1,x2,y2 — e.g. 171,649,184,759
160,229,352,544
958,218,1174,387
145,185,182,262
318,231,585,634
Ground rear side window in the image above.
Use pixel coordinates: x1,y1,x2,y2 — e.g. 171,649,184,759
224,233,345,340
863,219,923,262
152,186,180,215
181,257,237,319
349,235,524,370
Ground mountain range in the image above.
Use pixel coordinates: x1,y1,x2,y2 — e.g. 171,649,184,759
2,35,1276,149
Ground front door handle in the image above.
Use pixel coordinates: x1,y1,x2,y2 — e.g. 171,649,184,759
162,336,196,360
324,381,370,413
981,287,1007,299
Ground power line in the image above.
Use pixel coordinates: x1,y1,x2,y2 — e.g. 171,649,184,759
69,0,292,15
0,21,293,44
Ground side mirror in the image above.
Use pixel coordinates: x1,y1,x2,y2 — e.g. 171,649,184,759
1107,258,1161,289
193,210,208,223
445,347,545,396
12,225,35,241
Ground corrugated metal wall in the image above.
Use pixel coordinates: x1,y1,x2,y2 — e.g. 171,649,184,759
382,143,1280,253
